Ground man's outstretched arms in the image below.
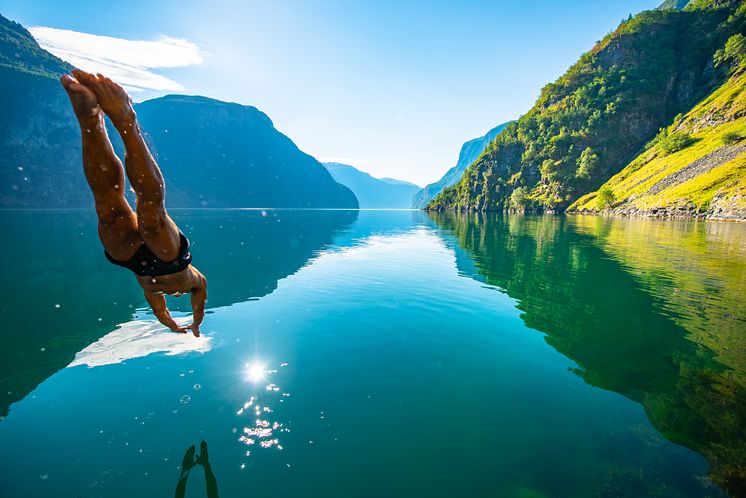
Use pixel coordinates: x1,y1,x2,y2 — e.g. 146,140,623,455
144,291,189,334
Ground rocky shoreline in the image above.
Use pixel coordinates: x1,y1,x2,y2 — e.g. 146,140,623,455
427,204,746,222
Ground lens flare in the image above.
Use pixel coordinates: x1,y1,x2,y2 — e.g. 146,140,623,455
246,362,266,383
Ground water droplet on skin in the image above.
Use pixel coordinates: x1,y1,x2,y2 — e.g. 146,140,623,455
151,278,157,284
114,184,119,189
86,129,91,133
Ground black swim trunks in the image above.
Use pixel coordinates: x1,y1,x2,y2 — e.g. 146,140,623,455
105,232,192,277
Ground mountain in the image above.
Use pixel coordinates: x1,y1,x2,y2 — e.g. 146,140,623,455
569,61,745,220
322,162,420,208
128,96,357,208
412,122,510,208
658,0,691,9
0,14,357,209
428,0,745,217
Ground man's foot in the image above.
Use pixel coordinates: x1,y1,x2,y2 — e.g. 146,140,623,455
60,74,101,127
72,69,136,130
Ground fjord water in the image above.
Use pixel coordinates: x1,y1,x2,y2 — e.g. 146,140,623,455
1,210,744,497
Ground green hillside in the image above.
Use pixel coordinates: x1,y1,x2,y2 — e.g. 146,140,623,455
428,0,744,215
412,122,511,208
570,50,746,219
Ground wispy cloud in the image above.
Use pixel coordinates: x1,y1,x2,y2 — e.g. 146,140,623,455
29,26,203,92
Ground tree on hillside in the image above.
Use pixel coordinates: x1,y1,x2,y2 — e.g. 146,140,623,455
575,147,600,180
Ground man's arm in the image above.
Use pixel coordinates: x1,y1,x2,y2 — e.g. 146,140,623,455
144,291,186,332
189,273,208,336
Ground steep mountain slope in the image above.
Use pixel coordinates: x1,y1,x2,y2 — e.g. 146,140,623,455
0,15,83,207
0,14,357,208
412,122,510,208
428,1,744,214
570,64,745,219
129,96,357,208
658,0,692,9
323,162,420,208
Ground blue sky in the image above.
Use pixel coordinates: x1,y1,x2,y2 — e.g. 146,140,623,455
2,0,659,185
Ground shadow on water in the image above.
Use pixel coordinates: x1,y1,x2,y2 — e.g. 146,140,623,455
174,440,219,498
429,211,746,497
0,209,357,418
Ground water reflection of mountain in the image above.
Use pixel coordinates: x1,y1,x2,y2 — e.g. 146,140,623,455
0,209,357,417
429,212,745,497
164,209,358,311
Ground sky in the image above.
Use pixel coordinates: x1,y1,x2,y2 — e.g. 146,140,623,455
2,0,659,186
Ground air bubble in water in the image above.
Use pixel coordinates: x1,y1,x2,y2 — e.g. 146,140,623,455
193,383,202,391
180,395,191,404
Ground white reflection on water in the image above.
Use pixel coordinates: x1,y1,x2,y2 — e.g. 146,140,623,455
236,362,289,467
68,319,212,368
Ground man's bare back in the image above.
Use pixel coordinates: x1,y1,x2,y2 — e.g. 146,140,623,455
60,69,207,336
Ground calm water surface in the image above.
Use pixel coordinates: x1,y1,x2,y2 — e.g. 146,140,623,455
0,210,744,497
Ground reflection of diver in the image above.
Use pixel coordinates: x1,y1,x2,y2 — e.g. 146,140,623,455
174,440,219,498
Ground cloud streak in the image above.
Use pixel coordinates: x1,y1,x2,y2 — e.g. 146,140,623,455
29,26,203,92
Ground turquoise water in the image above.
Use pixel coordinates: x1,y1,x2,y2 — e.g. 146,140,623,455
1,210,744,497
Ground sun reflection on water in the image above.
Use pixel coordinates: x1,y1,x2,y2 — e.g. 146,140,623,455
236,361,290,468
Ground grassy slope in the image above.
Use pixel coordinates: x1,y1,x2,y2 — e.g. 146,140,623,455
570,68,746,216
428,0,743,213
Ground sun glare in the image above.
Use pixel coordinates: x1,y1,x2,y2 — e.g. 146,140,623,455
246,362,266,383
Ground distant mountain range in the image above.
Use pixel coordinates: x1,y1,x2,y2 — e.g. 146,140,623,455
411,122,511,209
323,162,420,208
0,14,357,208
428,0,745,220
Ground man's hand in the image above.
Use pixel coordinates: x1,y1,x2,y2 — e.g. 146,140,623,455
187,324,201,337
172,325,190,334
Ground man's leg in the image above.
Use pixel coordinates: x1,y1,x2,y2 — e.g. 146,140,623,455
74,70,181,261
61,74,140,261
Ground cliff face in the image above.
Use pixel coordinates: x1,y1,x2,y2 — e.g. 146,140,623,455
428,1,744,217
128,96,358,208
570,59,746,220
0,15,358,209
412,122,510,209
